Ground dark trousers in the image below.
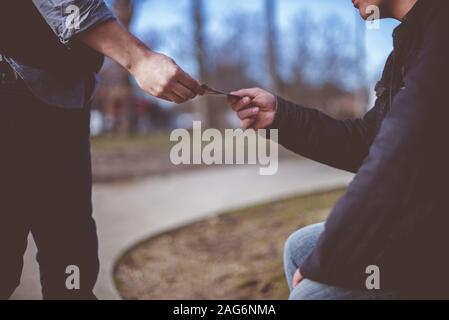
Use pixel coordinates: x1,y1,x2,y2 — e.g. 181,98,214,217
0,79,99,300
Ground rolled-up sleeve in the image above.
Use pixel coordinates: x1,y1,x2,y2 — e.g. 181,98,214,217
32,0,116,45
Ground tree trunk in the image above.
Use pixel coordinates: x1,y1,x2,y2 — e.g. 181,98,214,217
265,0,280,92
192,0,212,128
113,0,137,135
354,11,369,113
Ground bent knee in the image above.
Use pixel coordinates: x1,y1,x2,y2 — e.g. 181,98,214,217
284,223,324,266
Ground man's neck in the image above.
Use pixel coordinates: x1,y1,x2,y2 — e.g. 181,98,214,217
389,0,418,21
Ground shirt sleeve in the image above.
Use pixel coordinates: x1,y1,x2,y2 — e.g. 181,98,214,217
299,4,449,290
270,97,380,173
269,54,393,174
32,0,116,45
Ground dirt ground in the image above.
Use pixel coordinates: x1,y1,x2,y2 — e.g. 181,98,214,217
114,189,345,300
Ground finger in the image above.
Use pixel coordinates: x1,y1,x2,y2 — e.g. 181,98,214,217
230,88,261,99
160,94,173,102
293,278,299,288
292,278,299,288
178,69,204,95
241,118,255,130
165,91,185,104
173,82,196,100
227,95,242,105
230,96,252,112
292,270,303,288
237,107,259,120
292,270,299,287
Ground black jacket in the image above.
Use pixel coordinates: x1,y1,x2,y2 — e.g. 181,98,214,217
271,0,449,298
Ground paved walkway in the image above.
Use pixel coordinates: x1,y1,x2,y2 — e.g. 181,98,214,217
11,160,353,300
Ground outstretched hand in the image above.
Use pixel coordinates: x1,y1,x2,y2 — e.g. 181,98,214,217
228,88,276,129
130,51,204,104
77,20,204,104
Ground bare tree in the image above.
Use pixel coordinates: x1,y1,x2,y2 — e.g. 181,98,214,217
191,0,212,127
113,0,136,134
114,0,134,29
283,12,361,119
204,13,262,128
265,0,280,92
354,11,370,113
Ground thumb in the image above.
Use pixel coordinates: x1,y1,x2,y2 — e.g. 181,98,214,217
230,88,261,99
292,269,303,288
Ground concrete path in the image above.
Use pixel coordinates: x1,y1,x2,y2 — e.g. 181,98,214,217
11,160,353,300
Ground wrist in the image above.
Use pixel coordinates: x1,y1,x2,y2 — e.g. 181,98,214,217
268,96,281,129
126,41,154,75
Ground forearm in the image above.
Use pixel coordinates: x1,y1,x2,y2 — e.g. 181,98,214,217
77,20,149,74
272,97,375,173
33,0,203,104
76,19,202,103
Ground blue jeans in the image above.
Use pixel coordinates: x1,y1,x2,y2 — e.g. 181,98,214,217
284,223,398,300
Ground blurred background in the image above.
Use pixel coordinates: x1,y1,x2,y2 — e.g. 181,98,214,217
95,0,398,135
91,0,399,182
13,0,401,300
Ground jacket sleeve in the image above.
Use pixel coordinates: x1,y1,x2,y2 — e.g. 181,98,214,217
32,0,116,45
270,96,381,173
299,7,449,290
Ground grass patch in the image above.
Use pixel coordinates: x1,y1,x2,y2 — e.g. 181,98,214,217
91,132,186,183
114,189,345,300
91,132,173,153
91,132,302,183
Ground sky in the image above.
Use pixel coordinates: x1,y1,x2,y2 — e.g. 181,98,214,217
108,0,400,83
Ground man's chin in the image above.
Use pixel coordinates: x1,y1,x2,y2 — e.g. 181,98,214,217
358,8,371,21
358,4,384,21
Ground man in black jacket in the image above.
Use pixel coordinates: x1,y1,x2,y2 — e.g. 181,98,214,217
229,0,449,299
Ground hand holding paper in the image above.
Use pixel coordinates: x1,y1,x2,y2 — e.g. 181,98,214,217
201,84,242,100
227,88,277,130
78,20,204,104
